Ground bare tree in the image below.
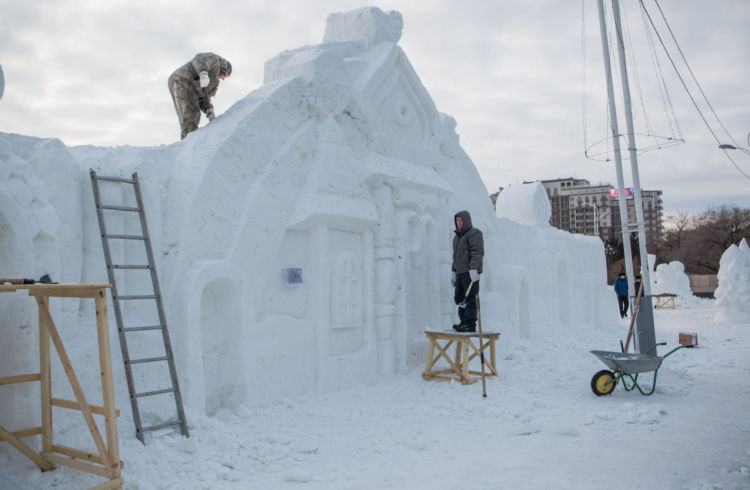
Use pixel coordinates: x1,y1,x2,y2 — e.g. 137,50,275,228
656,205,750,274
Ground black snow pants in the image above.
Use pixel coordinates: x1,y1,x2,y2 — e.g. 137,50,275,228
454,271,479,326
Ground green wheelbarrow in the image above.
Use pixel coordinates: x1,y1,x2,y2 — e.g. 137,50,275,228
590,343,685,396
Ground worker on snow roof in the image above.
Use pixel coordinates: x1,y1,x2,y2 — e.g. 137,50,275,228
168,53,232,140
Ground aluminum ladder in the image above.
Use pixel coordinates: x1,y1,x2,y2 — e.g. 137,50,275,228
90,170,188,443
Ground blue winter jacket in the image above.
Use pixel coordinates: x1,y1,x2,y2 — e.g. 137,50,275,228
614,277,628,297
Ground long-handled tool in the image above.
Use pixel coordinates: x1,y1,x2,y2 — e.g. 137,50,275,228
457,280,474,309
0,274,56,285
621,279,645,353
476,292,487,398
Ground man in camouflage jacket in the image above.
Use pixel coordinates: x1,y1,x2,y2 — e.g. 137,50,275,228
451,210,484,332
168,53,232,139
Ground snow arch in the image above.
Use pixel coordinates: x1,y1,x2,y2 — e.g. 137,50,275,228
200,277,244,415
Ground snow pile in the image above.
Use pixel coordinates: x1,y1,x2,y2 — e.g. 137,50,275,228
0,6,611,437
714,238,750,322
494,182,551,226
651,260,693,297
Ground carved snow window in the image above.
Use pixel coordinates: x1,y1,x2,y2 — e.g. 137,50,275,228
333,252,361,328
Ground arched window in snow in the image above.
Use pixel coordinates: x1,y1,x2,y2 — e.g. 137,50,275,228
333,252,361,328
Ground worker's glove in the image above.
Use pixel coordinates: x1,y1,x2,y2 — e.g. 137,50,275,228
199,71,210,88
451,271,456,287
469,270,479,282
206,108,216,121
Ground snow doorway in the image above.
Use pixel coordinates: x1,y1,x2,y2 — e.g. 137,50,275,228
405,215,440,367
518,277,531,339
556,260,571,326
199,278,245,416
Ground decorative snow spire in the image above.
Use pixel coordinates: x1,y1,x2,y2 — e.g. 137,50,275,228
323,7,403,46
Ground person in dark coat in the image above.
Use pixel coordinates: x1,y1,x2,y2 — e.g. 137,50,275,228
614,272,629,318
168,53,232,139
451,210,484,332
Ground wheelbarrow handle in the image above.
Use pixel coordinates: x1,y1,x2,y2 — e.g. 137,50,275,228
644,342,667,355
662,345,686,358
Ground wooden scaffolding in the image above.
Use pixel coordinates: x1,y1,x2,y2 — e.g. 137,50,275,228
0,283,124,490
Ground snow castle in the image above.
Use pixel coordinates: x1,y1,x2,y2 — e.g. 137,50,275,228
0,7,612,422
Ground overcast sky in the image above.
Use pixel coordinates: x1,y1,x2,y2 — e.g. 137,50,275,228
1,0,748,215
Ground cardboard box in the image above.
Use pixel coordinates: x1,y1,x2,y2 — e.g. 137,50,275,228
679,332,698,348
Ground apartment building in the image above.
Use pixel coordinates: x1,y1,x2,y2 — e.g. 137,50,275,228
537,177,663,245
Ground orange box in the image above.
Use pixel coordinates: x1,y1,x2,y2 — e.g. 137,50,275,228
679,332,698,348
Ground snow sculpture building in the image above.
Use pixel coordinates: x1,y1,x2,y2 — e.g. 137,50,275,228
0,7,611,422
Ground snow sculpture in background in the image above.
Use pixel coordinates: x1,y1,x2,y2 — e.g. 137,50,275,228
650,260,692,297
714,238,750,322
494,182,551,226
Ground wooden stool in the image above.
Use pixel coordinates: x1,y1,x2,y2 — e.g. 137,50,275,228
653,293,677,309
422,330,500,385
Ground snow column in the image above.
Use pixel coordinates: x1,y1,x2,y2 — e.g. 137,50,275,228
372,183,397,375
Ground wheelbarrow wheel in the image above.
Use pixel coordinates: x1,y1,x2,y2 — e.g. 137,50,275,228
591,370,616,396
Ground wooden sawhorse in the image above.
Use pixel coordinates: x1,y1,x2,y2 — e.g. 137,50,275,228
653,293,677,309
422,330,500,385
0,283,123,490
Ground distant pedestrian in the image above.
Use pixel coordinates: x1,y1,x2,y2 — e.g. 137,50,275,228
614,272,629,318
451,210,484,332
633,275,643,297
168,53,232,139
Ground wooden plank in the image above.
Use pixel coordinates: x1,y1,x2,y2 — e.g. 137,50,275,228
52,444,103,465
2,426,43,440
95,289,120,475
44,452,110,478
0,424,55,471
38,304,113,470
433,339,463,378
37,296,53,454
89,476,125,490
466,338,498,376
423,337,437,374
460,341,470,381
52,398,120,417
29,285,108,298
0,373,41,385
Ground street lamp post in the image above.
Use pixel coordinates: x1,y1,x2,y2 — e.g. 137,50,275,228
577,198,599,237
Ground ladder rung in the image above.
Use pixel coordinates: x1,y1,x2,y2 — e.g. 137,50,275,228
104,233,146,240
94,175,136,184
128,356,170,365
135,388,175,398
122,325,163,332
100,204,140,212
112,264,150,270
116,294,157,300
141,421,182,432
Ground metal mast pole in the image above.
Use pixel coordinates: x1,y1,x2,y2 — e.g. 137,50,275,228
596,0,635,294
612,0,652,293
611,0,656,353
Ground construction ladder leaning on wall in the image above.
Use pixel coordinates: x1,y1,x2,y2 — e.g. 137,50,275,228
90,170,188,444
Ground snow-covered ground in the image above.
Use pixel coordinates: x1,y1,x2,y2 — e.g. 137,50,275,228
2,296,749,490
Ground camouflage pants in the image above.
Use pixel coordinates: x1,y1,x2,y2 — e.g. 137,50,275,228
168,76,201,140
